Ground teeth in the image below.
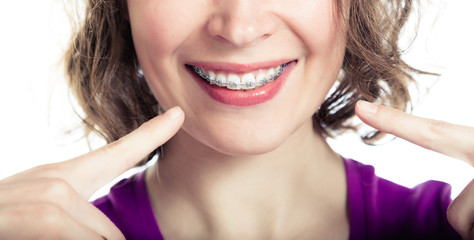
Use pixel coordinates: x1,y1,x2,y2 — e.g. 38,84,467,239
227,74,241,90
241,73,256,89
215,73,226,87
190,63,288,90
266,68,276,81
276,65,282,73
208,71,216,82
255,73,266,87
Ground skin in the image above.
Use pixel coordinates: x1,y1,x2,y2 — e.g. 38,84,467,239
0,1,472,240
128,0,349,238
0,104,472,239
355,101,474,240
129,0,346,156
0,107,184,239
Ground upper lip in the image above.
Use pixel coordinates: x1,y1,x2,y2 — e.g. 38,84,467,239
186,59,296,73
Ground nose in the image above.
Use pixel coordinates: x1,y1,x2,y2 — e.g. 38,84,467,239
207,0,277,47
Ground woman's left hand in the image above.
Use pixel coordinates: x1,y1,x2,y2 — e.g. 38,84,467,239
355,100,474,240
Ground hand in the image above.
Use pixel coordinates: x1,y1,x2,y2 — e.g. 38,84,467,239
355,100,474,240
0,106,184,239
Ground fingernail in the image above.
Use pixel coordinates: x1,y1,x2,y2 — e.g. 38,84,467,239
163,106,182,119
357,100,378,114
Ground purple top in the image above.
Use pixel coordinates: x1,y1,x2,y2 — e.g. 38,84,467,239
93,159,461,239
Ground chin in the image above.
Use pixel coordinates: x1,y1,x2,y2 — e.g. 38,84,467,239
207,133,287,156
181,114,300,157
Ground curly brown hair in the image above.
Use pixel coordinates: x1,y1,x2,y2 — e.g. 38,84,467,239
65,0,426,161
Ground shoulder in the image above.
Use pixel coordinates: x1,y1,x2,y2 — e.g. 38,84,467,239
93,173,142,222
92,171,163,239
344,158,461,240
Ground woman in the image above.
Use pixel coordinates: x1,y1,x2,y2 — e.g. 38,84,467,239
0,0,472,239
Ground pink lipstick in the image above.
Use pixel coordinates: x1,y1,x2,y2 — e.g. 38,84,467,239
187,60,297,107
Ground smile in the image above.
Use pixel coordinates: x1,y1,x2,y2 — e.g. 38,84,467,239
186,60,297,106
186,62,290,90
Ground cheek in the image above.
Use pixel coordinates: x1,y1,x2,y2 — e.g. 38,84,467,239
292,0,346,97
128,1,206,60
127,1,209,109
280,0,343,53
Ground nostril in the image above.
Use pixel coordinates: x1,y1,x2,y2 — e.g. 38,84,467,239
258,33,272,43
206,9,277,48
215,35,229,43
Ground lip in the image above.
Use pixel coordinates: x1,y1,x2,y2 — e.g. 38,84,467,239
187,60,297,107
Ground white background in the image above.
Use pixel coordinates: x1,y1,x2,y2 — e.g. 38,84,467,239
0,1,472,200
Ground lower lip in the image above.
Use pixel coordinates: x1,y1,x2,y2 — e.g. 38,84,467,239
190,61,296,107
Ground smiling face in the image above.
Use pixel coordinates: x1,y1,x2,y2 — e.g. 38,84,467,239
127,0,347,156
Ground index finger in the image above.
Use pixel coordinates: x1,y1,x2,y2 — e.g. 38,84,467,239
355,100,474,166
60,106,184,199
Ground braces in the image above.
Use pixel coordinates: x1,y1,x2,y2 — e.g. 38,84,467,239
190,63,288,90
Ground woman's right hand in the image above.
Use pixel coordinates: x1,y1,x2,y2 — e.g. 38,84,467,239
0,106,184,239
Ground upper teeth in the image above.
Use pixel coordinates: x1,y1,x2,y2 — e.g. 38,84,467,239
190,63,288,90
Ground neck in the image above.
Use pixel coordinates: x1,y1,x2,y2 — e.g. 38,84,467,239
146,119,348,239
